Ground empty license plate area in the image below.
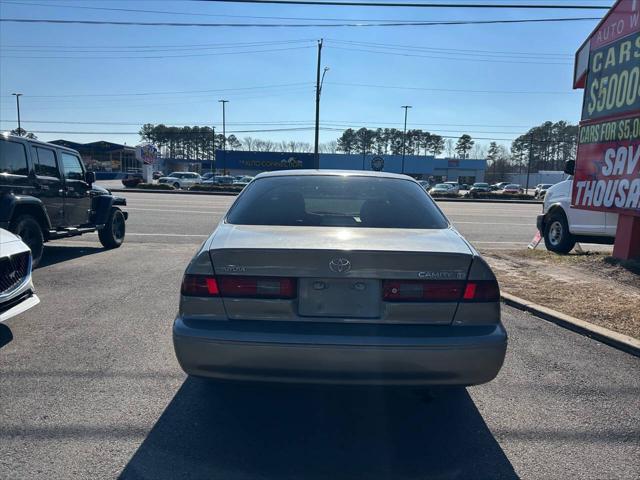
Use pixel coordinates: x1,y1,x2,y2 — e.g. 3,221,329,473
298,278,381,318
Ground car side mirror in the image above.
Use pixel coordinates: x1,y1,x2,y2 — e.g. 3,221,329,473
563,160,575,176
85,171,96,184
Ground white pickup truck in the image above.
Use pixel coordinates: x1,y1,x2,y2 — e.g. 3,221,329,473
537,161,616,253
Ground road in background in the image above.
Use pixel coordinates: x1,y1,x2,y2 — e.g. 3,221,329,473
0,233,637,479
95,190,546,249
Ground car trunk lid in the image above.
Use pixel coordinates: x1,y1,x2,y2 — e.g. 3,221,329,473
208,225,474,324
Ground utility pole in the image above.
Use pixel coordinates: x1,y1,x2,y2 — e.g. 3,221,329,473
526,135,533,195
314,39,324,169
12,93,22,135
211,125,215,174
219,100,228,175
401,105,412,173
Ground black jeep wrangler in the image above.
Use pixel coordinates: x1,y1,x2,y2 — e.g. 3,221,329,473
1,134,128,267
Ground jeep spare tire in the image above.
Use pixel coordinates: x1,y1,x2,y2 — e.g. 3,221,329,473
99,208,125,249
11,215,44,268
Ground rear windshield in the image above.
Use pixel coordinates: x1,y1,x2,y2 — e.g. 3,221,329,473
226,175,449,229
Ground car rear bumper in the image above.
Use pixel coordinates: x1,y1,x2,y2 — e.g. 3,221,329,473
173,318,507,386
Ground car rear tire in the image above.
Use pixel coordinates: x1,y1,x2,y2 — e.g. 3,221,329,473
98,208,126,249
173,182,180,189
543,211,575,254
11,215,44,268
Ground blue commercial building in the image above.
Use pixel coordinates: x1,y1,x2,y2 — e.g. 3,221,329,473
214,150,486,184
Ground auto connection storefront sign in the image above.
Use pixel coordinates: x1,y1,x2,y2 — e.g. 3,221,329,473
573,0,640,259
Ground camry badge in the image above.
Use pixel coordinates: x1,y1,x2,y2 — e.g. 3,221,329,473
329,258,351,273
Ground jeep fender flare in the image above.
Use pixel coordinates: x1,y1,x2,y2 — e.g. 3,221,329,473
92,195,127,227
1,194,52,232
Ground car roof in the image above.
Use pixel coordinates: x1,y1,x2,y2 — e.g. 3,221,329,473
254,169,415,180
1,133,81,155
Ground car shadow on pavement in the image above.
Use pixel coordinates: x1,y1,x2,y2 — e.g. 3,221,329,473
120,378,517,480
38,245,105,268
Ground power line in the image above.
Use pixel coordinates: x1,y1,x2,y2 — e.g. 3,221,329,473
325,81,575,94
325,38,573,57
6,0,577,23
0,119,537,128
0,45,314,59
0,39,316,49
191,1,609,9
327,45,573,64
0,39,316,53
0,16,602,28
0,82,314,98
0,82,574,101
2,127,542,142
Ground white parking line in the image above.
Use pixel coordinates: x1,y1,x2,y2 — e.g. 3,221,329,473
125,207,227,214
454,222,533,226
82,232,209,237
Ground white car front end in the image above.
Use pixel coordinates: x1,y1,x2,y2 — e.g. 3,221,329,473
0,229,40,322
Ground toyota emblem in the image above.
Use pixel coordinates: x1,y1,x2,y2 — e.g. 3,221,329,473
329,258,351,273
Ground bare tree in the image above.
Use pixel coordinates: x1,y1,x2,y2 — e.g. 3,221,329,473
320,140,338,153
242,136,255,151
295,141,312,153
445,138,455,158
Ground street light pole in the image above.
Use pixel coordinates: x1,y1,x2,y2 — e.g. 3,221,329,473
401,105,412,173
313,39,324,169
219,99,229,175
12,93,22,135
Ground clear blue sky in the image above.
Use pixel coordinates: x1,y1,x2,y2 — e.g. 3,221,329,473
0,0,614,152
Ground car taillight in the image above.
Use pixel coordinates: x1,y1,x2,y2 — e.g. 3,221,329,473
383,280,466,302
382,280,499,302
181,275,296,298
181,274,219,296
463,280,500,302
218,276,296,299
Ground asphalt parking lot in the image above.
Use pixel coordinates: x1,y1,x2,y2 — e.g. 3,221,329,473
1,192,637,479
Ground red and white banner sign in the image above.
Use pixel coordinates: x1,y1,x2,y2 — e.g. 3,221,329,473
572,138,640,216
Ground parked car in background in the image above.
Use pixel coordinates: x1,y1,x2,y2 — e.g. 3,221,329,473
121,173,143,188
535,184,554,199
173,170,507,386
152,171,164,180
233,176,254,187
214,175,235,185
501,184,524,195
158,172,202,189
429,183,457,195
0,228,40,322
443,181,461,194
469,183,492,195
201,172,216,182
417,180,430,191
1,134,128,267
491,182,510,191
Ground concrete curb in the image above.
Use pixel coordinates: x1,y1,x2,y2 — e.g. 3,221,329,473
501,292,640,357
107,188,542,204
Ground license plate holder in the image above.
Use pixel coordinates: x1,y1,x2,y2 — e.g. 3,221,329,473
298,278,381,318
